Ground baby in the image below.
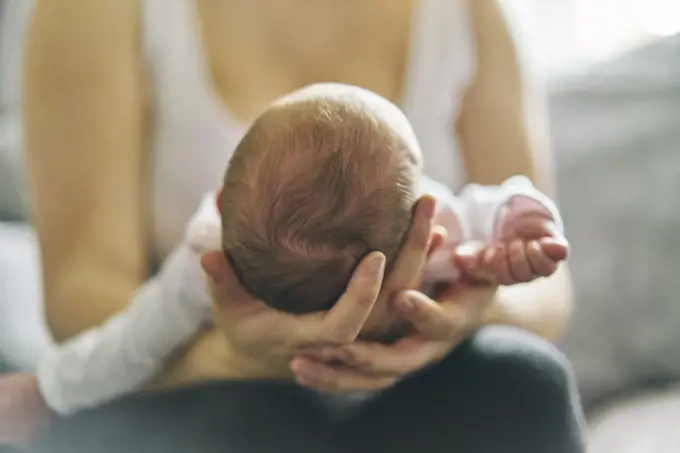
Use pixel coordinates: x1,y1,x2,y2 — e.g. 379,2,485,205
33,83,565,417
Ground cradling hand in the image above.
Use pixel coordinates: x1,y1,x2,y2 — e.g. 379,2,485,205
201,249,385,360
286,195,499,393
289,280,497,393
201,196,439,362
200,196,440,383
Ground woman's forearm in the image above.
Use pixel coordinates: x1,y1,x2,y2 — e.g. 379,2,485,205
481,264,574,341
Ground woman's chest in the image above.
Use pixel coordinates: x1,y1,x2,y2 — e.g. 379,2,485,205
198,0,414,123
147,0,468,261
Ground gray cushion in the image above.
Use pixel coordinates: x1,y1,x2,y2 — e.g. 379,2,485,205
552,35,680,404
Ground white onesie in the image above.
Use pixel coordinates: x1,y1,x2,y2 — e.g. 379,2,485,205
36,175,562,415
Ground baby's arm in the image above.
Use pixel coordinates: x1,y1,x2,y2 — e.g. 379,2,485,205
457,176,568,284
37,193,221,415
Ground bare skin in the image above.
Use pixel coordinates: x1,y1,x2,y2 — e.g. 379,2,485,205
23,0,572,384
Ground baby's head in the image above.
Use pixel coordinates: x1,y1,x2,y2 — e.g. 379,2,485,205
220,84,422,337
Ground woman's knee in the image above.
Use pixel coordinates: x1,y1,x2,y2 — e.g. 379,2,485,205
449,326,582,408
447,326,587,451
390,326,583,414
465,326,577,394
347,327,586,453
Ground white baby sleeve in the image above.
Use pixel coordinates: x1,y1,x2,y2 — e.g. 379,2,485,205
458,175,564,241
418,175,471,240
37,192,222,415
418,175,470,283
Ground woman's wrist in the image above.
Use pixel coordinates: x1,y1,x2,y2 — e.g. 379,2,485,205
151,329,295,389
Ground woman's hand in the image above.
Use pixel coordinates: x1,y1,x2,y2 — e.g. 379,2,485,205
289,216,567,393
289,281,497,393
201,249,386,358
201,195,439,360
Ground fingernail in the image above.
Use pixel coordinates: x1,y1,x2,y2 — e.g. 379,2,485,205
368,253,386,276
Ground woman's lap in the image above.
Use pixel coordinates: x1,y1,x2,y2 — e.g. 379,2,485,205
31,327,586,453
0,222,53,371
343,326,586,453
35,381,341,453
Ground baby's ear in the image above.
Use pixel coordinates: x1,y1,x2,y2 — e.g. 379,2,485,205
216,190,223,214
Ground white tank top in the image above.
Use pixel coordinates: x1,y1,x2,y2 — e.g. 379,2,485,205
142,0,477,261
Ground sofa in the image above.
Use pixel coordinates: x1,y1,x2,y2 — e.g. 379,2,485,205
551,34,680,450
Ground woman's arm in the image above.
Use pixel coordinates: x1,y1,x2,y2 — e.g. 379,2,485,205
37,243,214,414
457,0,573,340
24,0,146,342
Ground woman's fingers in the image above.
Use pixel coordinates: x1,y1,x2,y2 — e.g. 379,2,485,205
290,357,398,393
305,252,386,345
394,290,468,341
383,195,437,292
315,339,443,378
271,252,386,349
427,226,447,259
203,250,385,349
280,196,437,350
295,195,437,349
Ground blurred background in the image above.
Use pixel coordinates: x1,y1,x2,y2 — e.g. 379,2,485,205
1,1,679,451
